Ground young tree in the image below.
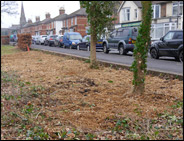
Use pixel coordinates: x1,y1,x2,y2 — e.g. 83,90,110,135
131,1,153,94
80,1,115,68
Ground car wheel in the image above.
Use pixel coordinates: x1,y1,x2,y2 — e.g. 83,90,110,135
119,44,127,55
103,43,109,54
150,48,159,59
179,50,183,63
77,45,80,50
49,43,52,47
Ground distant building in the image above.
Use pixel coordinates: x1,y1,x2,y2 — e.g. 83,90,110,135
2,2,88,37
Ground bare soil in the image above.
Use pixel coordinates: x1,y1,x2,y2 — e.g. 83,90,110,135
1,50,183,135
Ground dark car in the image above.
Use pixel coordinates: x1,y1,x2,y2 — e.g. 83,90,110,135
150,30,183,62
102,27,138,55
54,35,63,47
77,35,103,51
44,35,58,46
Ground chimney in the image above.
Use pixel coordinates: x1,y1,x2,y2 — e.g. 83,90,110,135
28,19,32,24
36,16,40,22
45,13,50,19
59,7,65,15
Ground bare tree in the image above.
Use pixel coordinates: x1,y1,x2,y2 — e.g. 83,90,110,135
1,1,18,15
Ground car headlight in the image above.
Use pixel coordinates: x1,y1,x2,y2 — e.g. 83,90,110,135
72,42,76,45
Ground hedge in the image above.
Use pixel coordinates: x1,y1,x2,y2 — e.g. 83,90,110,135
1,35,9,45
17,33,32,51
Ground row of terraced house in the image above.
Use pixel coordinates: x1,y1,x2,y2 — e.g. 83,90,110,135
2,3,89,37
2,1,183,41
21,7,88,37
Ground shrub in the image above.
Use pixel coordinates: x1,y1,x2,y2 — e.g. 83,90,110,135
17,33,32,51
1,35,9,45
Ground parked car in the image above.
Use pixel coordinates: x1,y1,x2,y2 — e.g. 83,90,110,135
62,32,82,49
32,36,36,44
150,30,183,62
34,36,39,44
36,35,47,45
102,27,138,55
44,35,58,46
54,35,63,47
77,35,103,51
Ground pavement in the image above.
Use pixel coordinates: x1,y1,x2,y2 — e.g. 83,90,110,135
30,44,183,77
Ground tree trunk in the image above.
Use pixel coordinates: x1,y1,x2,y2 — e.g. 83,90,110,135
133,1,152,94
90,25,97,68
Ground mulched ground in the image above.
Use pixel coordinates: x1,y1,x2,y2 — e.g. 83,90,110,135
1,50,183,139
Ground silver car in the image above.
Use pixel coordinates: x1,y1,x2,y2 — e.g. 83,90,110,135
36,35,47,45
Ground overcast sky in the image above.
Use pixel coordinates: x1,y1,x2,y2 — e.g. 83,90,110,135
1,1,80,28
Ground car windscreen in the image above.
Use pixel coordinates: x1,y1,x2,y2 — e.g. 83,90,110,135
69,34,82,40
50,36,58,39
42,36,47,38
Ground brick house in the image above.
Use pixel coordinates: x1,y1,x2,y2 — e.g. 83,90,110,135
62,8,88,37
20,7,88,37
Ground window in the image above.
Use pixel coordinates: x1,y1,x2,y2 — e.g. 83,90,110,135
110,31,116,38
75,17,77,25
164,32,175,40
66,19,68,27
122,8,130,21
173,2,183,16
134,9,138,19
69,34,82,40
63,21,65,27
152,4,161,19
122,29,129,36
71,18,73,26
173,32,183,39
151,23,177,40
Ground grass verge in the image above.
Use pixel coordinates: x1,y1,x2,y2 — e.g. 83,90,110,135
1,45,21,55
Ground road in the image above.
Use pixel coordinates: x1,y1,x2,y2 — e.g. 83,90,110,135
31,44,183,76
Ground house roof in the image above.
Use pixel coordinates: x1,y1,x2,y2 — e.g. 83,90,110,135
41,18,53,24
133,1,142,8
9,24,21,30
118,1,142,13
23,22,33,28
118,1,172,13
65,8,87,19
53,14,68,21
39,14,68,25
32,21,42,26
